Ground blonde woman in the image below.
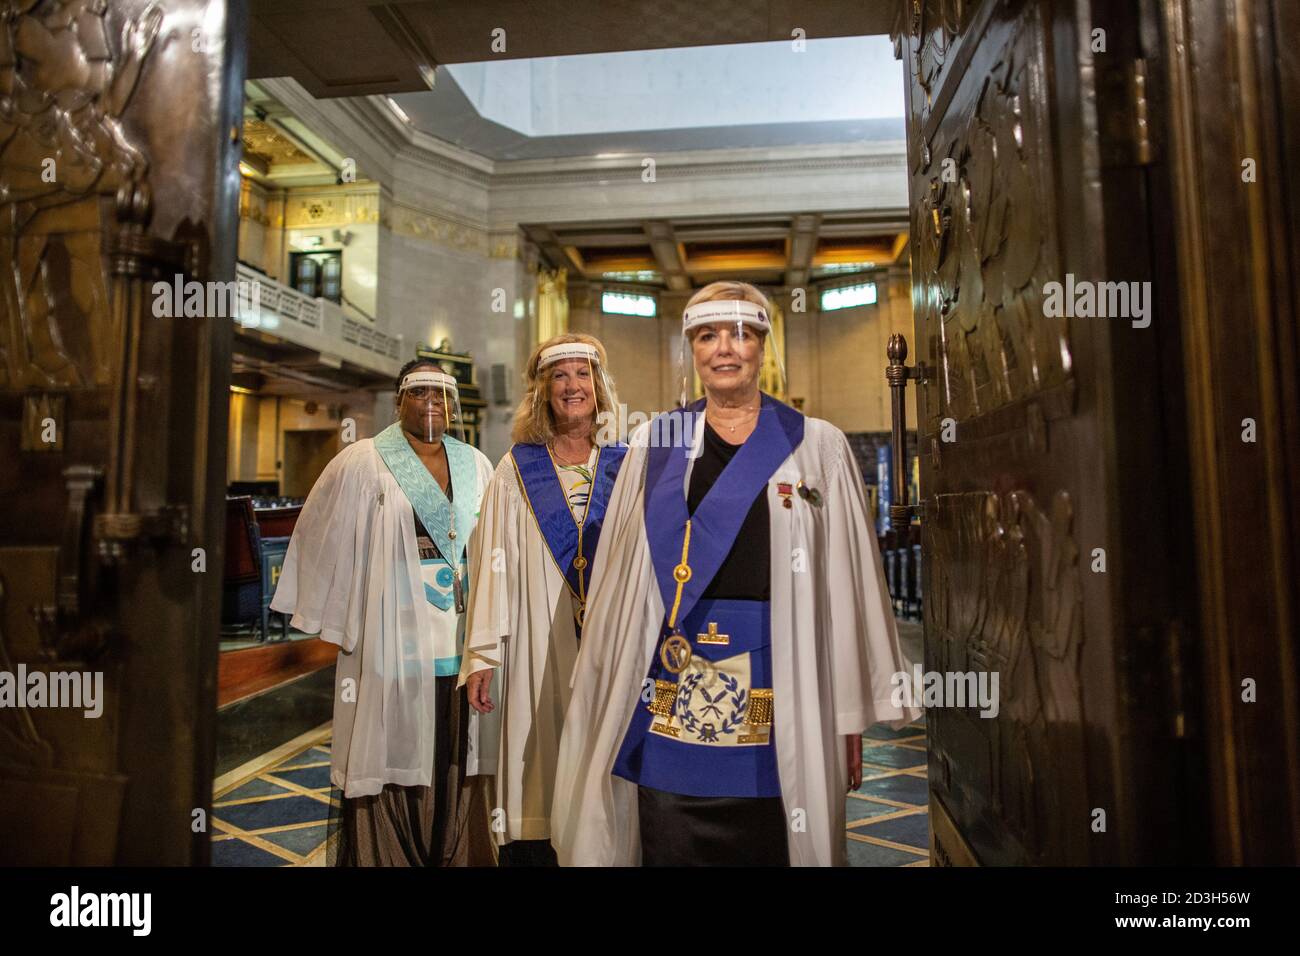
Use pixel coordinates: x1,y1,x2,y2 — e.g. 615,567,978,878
552,282,919,866
460,333,625,866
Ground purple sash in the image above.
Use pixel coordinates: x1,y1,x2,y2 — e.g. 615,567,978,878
511,442,628,604
644,394,804,626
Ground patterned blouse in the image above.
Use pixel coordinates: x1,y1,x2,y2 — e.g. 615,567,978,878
551,446,597,522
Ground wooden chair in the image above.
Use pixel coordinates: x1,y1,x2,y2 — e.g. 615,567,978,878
222,496,267,641
255,505,302,539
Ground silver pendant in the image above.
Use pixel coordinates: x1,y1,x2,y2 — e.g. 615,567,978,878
453,567,466,614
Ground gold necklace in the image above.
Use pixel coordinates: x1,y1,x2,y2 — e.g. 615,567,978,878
707,405,759,434
549,442,591,466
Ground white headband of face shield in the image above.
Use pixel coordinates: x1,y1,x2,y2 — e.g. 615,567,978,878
400,369,458,393
682,299,770,334
537,342,601,369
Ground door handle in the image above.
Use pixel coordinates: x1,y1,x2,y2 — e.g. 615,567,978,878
33,465,112,664
96,182,192,560
885,333,927,526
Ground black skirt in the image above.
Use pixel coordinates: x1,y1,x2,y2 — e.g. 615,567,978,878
332,675,484,866
498,839,559,867
637,785,790,866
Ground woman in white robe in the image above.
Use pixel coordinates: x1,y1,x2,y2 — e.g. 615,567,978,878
552,281,920,866
271,359,495,866
461,334,625,866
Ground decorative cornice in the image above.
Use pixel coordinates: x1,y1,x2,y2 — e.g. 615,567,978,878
488,230,520,259
239,179,273,227
491,152,907,188
320,88,906,192
258,77,404,186
284,183,381,229
386,201,491,255
491,139,906,175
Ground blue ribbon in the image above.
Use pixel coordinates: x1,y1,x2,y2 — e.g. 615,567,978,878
511,441,628,607
423,563,457,611
644,394,804,628
374,422,476,569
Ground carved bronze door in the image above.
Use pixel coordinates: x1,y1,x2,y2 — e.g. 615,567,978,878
895,0,1208,865
0,0,246,864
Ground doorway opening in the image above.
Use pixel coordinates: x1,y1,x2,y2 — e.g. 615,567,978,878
212,10,925,867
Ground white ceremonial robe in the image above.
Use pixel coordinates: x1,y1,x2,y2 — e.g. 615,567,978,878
551,413,921,866
458,454,581,843
270,437,495,798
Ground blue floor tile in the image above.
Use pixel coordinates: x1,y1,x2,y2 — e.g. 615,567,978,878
854,773,929,806
861,745,927,770
846,796,903,825
268,764,332,789
212,838,290,867
214,794,331,832
845,837,925,867
864,723,925,741
259,824,329,856
279,748,331,769
219,778,292,801
855,811,931,849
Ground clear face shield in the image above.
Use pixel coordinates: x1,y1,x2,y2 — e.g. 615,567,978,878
678,299,787,409
397,368,464,445
533,342,620,445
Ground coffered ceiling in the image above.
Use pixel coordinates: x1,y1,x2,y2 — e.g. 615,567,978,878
249,0,898,98
524,211,908,292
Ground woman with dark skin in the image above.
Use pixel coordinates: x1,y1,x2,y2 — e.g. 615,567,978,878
272,358,495,865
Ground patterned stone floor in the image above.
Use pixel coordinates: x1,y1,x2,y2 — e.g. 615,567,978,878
847,715,930,866
212,715,930,866
212,728,335,867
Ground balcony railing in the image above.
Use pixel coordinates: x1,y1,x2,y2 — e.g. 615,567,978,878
234,263,403,376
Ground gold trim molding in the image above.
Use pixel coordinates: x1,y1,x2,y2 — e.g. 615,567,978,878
284,185,381,229
387,203,489,255
930,790,979,866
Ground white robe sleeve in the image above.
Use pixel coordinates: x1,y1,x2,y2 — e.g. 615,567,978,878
270,441,377,653
459,456,519,684
822,426,920,734
552,439,660,865
462,448,503,777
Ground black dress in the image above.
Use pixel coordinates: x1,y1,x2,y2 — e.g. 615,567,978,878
637,422,790,866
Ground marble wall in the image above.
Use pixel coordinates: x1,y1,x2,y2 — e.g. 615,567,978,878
237,80,914,466
365,172,533,459
801,268,916,431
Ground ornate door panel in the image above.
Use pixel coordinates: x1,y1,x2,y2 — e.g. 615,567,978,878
0,0,245,864
895,0,1206,864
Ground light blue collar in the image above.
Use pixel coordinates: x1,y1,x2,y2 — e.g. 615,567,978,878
374,422,476,565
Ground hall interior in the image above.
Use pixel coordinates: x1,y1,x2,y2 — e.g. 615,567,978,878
215,8,928,865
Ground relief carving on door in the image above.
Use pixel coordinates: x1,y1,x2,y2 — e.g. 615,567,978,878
927,489,1086,863
897,0,969,149
0,0,182,865
896,1,1092,864
903,1,1072,430
0,0,164,390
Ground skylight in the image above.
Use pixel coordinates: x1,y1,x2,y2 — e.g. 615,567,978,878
445,36,902,138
